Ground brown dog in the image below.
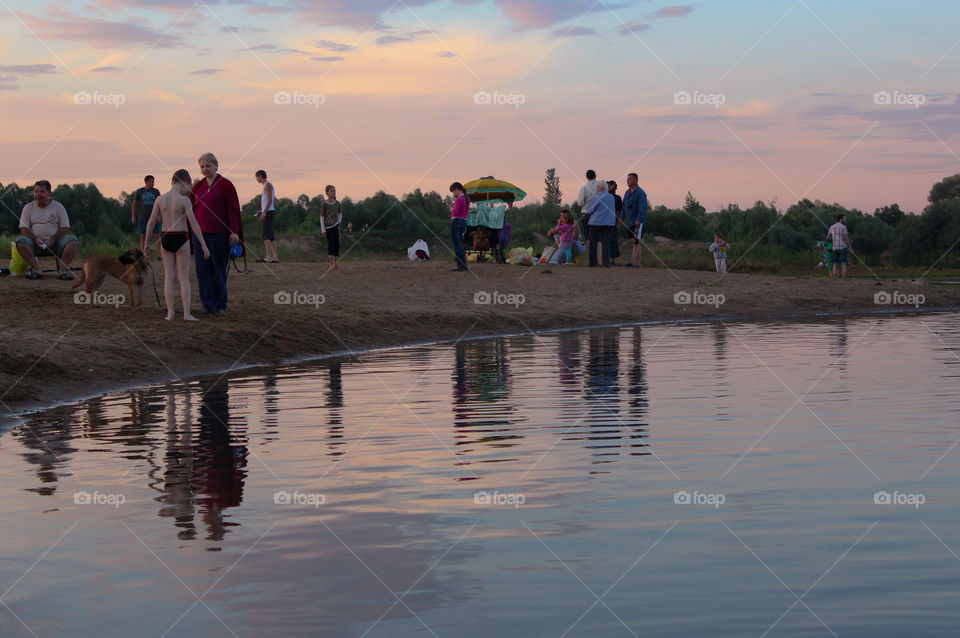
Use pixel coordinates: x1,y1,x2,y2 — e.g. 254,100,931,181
72,248,149,309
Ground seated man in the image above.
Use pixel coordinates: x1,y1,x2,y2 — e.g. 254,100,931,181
16,180,78,280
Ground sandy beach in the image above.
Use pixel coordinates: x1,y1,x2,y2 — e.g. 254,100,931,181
2,259,956,416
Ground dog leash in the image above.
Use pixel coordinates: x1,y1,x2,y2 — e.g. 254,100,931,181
146,261,162,308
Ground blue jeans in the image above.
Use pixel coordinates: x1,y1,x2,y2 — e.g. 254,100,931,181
450,218,466,269
194,233,230,311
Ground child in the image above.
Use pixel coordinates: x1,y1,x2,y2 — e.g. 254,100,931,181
320,185,341,270
143,169,210,321
547,210,577,264
709,233,728,274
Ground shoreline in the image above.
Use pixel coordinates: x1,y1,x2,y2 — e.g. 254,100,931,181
3,305,958,425
2,260,959,425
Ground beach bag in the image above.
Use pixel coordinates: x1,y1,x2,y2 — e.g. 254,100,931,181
540,245,556,264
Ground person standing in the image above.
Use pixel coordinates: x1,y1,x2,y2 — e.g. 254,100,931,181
622,172,648,268
132,175,162,255
708,233,729,274
16,180,79,280
449,182,469,271
143,169,210,321
255,170,279,263
190,153,243,315
826,213,852,279
607,180,622,266
585,181,616,268
320,185,342,270
576,169,600,240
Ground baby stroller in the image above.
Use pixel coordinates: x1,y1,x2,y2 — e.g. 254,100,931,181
465,202,507,264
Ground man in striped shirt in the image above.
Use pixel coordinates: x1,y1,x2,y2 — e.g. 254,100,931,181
826,213,852,279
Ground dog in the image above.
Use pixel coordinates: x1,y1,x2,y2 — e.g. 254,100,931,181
72,248,149,309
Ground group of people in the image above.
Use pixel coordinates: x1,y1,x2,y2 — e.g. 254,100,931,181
573,170,649,268
13,153,351,321
446,170,650,271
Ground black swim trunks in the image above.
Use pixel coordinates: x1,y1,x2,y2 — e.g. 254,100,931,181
161,232,189,253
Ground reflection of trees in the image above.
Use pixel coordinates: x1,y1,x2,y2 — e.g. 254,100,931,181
451,339,521,455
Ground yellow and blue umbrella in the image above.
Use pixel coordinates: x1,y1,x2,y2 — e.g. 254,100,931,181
463,177,526,203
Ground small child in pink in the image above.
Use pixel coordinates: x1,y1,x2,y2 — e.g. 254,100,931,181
548,210,577,264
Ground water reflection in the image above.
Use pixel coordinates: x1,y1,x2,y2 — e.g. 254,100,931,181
452,339,520,455
3,316,960,636
326,360,345,458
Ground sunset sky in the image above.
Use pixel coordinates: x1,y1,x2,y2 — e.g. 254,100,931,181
0,0,958,212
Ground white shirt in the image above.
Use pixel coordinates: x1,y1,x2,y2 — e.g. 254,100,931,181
20,200,69,242
576,180,601,207
261,180,276,213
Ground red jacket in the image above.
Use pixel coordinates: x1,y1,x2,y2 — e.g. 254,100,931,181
190,174,242,236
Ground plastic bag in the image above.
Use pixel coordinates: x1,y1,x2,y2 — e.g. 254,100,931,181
10,242,28,276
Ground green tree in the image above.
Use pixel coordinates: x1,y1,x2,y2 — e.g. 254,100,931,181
683,191,705,216
927,174,960,208
874,203,904,227
543,168,562,209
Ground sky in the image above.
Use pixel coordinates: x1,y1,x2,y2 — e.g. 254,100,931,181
0,0,958,213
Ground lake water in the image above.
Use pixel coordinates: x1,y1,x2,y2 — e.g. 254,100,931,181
2,314,960,637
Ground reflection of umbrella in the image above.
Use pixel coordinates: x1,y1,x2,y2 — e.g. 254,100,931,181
464,177,526,203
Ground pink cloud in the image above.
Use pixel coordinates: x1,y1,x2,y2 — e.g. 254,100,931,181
647,4,695,19
16,7,184,49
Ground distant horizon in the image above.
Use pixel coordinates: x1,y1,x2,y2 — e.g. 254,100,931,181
2,1,958,215
0,173,936,216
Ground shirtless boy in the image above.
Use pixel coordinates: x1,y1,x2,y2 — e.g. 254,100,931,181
143,169,211,321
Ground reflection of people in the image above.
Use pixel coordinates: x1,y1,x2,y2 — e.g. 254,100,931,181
160,390,198,541
451,340,518,452
143,169,210,321
194,378,247,542
626,327,650,454
584,329,621,460
16,180,78,280
326,361,345,458
190,152,243,316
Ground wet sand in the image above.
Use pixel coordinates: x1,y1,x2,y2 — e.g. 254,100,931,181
1,259,956,417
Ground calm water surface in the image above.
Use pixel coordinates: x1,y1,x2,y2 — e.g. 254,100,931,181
2,315,960,637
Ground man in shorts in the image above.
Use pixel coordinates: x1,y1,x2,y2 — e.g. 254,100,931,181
255,170,279,263
16,180,78,280
826,213,852,279
132,175,161,254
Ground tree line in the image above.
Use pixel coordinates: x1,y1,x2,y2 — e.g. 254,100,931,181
1,172,959,268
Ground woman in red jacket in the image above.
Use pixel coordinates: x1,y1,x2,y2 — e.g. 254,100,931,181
191,152,243,315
